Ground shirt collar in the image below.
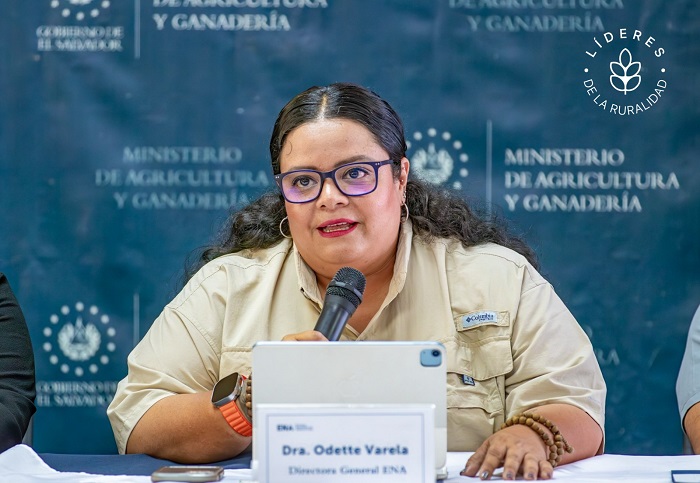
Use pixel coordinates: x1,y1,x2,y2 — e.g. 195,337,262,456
293,220,414,307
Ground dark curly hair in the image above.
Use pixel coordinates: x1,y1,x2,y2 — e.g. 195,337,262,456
186,83,537,280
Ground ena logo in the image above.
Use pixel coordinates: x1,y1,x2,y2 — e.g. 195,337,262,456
582,28,667,116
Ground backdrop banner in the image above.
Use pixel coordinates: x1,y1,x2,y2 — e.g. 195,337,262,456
0,0,698,455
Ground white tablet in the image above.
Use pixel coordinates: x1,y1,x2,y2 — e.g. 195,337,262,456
251,341,447,480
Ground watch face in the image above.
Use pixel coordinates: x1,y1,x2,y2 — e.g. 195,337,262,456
212,372,240,405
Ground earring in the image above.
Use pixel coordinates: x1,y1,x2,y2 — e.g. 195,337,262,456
401,191,410,223
279,216,291,239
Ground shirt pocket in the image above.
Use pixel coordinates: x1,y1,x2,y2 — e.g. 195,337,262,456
443,312,513,450
444,334,511,414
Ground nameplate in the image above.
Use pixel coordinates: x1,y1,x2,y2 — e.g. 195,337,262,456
673,470,700,483
253,404,435,483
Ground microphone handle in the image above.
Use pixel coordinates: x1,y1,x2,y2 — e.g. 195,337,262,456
313,294,357,341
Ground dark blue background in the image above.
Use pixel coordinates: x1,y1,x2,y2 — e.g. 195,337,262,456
0,0,698,455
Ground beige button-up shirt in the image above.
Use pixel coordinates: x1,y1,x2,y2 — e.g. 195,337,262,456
107,221,606,454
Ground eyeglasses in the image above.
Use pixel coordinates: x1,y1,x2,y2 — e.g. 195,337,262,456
274,160,395,204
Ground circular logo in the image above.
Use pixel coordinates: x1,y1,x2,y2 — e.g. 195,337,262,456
42,302,117,377
50,0,111,21
407,128,470,189
582,28,667,115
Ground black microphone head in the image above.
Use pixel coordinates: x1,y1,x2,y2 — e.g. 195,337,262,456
326,267,366,309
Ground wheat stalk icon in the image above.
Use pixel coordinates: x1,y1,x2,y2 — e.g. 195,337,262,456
609,48,642,95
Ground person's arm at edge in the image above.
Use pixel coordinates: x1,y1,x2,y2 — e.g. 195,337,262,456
677,305,700,454
0,273,36,452
683,401,700,453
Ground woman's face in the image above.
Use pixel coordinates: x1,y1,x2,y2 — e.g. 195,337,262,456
279,118,409,281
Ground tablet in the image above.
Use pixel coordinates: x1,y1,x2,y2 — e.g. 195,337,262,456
251,341,447,480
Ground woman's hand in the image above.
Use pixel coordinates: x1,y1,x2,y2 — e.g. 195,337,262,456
281,330,328,341
461,404,603,480
461,424,553,480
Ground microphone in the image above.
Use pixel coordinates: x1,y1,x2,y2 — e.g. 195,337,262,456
313,267,366,341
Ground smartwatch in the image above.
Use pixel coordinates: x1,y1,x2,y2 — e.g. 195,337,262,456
211,372,252,437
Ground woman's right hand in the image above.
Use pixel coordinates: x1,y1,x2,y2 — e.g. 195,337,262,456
281,330,328,341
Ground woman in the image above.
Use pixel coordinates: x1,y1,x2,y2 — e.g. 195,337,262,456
108,83,605,480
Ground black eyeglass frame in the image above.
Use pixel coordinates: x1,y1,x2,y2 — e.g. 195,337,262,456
274,159,396,204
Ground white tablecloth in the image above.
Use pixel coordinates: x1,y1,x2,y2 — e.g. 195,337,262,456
2,444,699,482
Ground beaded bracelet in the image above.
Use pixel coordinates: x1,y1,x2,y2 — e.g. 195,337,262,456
244,374,253,420
500,412,574,467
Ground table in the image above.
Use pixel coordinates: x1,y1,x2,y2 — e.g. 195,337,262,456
38,450,251,476
2,444,700,482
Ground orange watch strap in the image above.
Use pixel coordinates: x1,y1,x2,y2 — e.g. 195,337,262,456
218,400,252,437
